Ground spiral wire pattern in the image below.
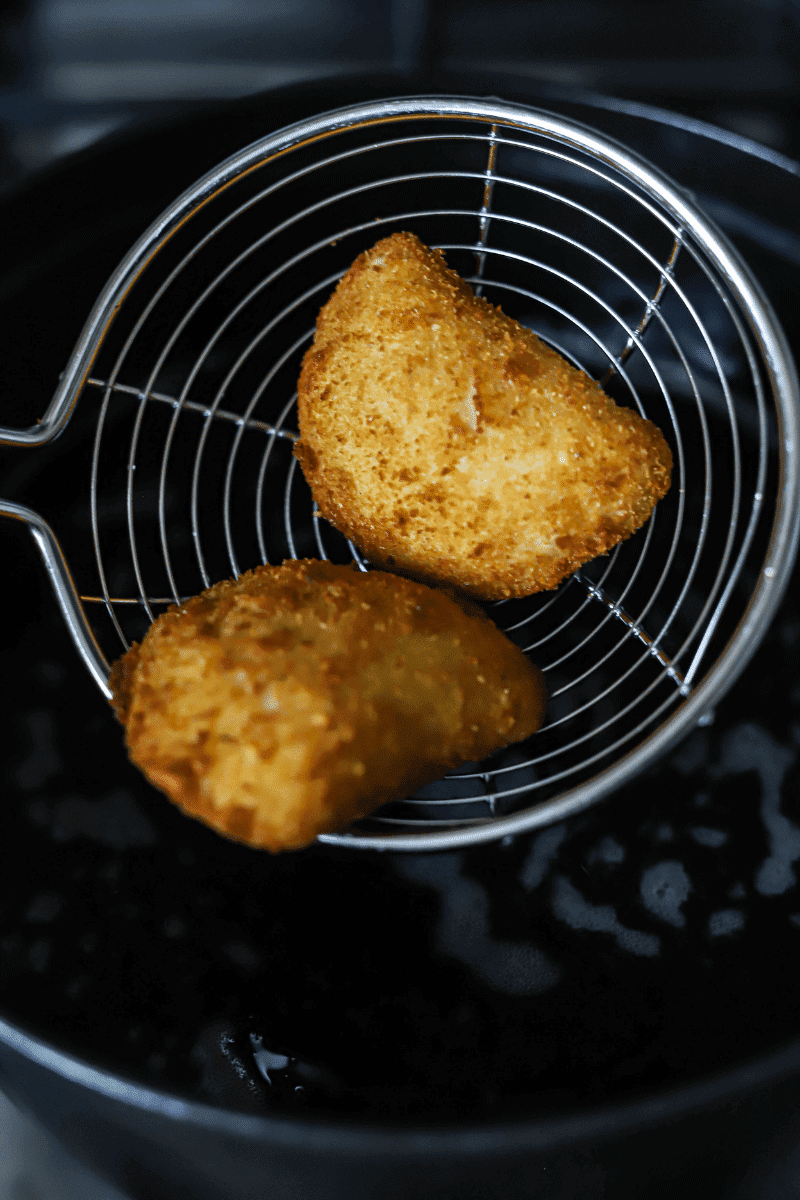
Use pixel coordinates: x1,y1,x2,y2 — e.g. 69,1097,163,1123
50,97,796,849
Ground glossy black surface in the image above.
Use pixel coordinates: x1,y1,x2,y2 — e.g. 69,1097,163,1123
2,553,800,1121
1,75,800,1197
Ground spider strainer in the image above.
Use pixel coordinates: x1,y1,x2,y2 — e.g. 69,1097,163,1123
1,95,798,852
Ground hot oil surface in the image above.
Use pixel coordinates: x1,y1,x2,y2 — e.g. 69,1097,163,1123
2,526,800,1120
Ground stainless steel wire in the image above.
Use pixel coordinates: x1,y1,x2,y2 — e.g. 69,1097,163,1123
2,96,798,851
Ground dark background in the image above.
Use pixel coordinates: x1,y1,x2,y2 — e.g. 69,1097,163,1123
2,3,800,1199
0,0,799,192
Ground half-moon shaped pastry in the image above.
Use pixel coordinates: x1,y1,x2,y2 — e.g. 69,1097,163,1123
295,232,672,600
109,560,546,851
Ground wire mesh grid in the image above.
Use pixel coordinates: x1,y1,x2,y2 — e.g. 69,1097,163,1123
56,98,794,847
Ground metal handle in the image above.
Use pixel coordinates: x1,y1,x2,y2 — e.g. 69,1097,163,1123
0,377,84,448
0,422,54,447
1,499,111,697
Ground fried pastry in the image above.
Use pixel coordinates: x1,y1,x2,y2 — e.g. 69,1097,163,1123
295,232,672,600
109,560,546,852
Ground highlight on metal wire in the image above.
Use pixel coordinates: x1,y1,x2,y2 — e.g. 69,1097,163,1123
1,96,798,851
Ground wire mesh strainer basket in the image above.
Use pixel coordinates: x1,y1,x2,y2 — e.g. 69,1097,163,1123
2,95,798,851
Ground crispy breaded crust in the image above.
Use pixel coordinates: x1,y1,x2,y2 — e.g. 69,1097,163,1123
109,560,546,852
295,232,672,600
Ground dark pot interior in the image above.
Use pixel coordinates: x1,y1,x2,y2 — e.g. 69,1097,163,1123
2,73,800,1199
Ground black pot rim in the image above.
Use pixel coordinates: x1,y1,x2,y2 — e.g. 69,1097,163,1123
3,72,800,1167
4,1009,800,1160
4,67,798,211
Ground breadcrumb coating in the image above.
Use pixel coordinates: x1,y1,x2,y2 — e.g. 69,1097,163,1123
295,232,672,600
109,560,546,851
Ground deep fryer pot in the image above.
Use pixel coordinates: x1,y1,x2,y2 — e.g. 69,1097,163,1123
2,74,800,1199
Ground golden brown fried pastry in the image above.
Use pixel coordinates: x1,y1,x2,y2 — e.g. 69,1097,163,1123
109,559,546,851
295,232,672,600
